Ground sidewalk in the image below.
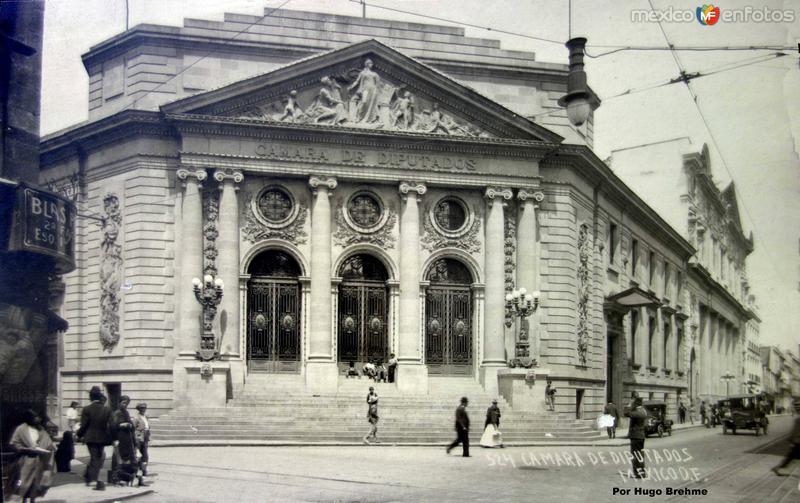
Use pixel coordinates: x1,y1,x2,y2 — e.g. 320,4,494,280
40,447,153,503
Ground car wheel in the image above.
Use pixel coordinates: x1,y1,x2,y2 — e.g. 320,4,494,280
731,428,736,435
657,425,664,438
755,425,761,437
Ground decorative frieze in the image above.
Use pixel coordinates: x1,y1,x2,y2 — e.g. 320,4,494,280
576,222,591,366
241,192,308,245
99,193,122,352
421,204,482,253
203,190,219,277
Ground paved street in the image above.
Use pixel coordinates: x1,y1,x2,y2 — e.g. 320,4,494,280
40,415,799,503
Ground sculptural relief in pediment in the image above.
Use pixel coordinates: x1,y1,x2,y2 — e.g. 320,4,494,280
235,59,494,138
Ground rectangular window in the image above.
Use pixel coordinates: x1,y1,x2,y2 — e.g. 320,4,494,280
720,250,726,280
630,309,639,364
648,315,656,368
663,319,670,369
649,251,656,286
676,271,683,301
631,239,639,277
609,223,618,264
664,262,671,299
676,324,683,372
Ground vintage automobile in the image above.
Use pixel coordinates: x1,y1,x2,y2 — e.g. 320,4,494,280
718,395,769,436
643,401,673,437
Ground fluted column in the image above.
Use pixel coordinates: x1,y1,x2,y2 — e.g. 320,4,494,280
482,187,513,394
397,182,428,392
213,170,244,358
306,176,338,391
176,168,206,357
517,189,544,361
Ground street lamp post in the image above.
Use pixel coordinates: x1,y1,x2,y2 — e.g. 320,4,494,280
192,274,224,361
504,287,541,368
720,371,736,397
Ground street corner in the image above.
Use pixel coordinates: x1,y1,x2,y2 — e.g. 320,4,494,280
41,470,153,503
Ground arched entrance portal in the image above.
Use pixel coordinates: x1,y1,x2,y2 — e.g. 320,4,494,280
337,254,389,369
425,258,474,376
246,250,301,373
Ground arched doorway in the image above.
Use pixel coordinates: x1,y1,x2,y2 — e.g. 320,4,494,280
337,254,389,369
425,258,473,376
246,250,302,373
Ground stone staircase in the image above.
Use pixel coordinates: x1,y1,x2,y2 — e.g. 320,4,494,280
151,374,603,445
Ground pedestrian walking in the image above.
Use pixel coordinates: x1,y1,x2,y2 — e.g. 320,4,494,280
76,386,111,491
131,403,151,477
545,381,556,411
700,401,707,427
109,396,142,486
604,401,619,439
688,401,695,425
772,400,800,476
678,402,686,424
480,399,503,448
446,397,471,457
8,409,56,502
363,387,379,445
626,397,648,479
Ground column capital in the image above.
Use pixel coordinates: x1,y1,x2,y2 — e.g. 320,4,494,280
309,175,338,192
399,181,427,198
213,169,244,187
177,168,207,187
485,187,513,201
517,189,544,204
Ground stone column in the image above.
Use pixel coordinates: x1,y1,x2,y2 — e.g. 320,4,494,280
482,187,513,395
213,170,244,383
397,182,428,392
306,176,338,392
516,189,544,362
176,168,207,357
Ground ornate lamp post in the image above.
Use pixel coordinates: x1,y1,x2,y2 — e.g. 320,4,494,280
191,274,224,361
720,370,736,397
504,287,541,368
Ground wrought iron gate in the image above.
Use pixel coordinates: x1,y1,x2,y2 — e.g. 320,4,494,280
246,278,301,373
425,285,473,375
337,281,388,366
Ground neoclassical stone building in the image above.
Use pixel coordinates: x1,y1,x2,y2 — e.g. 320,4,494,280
42,9,696,420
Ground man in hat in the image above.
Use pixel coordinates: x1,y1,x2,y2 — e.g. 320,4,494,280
131,403,151,476
77,386,111,491
772,400,800,476
446,397,471,457
625,396,648,479
363,387,379,445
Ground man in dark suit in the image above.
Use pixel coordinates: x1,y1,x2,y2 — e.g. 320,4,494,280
626,397,648,479
77,386,112,491
446,397,471,457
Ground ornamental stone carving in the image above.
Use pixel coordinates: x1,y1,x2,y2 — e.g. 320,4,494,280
517,189,544,204
421,203,482,253
576,222,591,366
99,193,123,352
234,61,492,138
399,181,427,197
309,176,338,192
203,190,219,277
241,192,308,245
333,201,397,249
176,168,207,184
504,209,516,297
213,170,244,185
485,187,514,201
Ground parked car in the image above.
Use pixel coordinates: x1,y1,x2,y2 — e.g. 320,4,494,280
643,401,673,437
718,395,768,436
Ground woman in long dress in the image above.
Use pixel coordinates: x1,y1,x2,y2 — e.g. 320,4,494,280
8,409,55,502
480,399,503,448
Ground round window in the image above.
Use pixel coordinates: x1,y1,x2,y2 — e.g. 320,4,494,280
257,187,293,224
347,193,382,228
434,198,467,232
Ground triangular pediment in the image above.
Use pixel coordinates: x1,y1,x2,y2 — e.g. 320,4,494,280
161,39,562,143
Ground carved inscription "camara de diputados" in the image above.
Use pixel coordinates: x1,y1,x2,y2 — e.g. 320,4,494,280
254,143,477,172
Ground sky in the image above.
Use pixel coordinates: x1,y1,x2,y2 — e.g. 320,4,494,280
40,0,800,352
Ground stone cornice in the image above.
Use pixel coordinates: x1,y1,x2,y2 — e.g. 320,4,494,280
687,262,751,321
545,144,696,260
